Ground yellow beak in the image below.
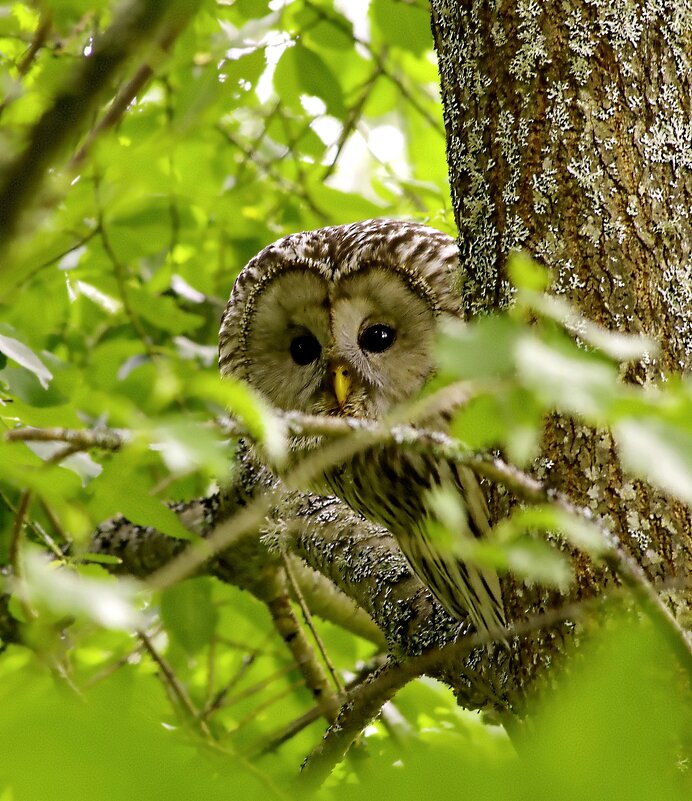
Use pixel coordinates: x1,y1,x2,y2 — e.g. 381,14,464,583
331,363,351,409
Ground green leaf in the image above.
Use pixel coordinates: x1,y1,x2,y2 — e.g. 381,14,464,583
437,316,520,380
150,419,229,477
0,366,67,406
523,618,690,801
371,0,433,55
508,251,551,292
614,417,692,505
515,333,618,419
500,537,573,589
493,505,608,558
196,373,286,465
0,661,275,801
160,577,218,655
274,44,345,116
343,618,689,801
234,0,271,20
222,47,267,91
451,388,543,466
20,548,143,631
128,289,204,336
88,451,200,541
0,333,52,388
525,291,659,361
299,7,354,51
424,490,572,589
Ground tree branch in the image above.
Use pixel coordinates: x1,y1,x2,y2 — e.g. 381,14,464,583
7,403,690,714
0,0,202,254
260,571,343,723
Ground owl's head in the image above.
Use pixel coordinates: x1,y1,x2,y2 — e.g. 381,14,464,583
219,219,460,418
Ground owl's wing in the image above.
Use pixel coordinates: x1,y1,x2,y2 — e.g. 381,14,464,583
324,440,506,638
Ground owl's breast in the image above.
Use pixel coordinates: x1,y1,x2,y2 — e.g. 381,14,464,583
325,446,436,534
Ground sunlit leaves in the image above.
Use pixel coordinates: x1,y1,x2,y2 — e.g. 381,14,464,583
274,43,345,116
161,577,218,654
339,618,690,801
0,661,276,801
15,548,144,630
0,333,53,388
371,0,433,55
1,0,690,796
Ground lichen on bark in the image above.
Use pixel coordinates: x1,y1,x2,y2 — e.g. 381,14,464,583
430,0,692,694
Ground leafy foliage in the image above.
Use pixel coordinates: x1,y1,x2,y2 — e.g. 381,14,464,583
0,1,689,799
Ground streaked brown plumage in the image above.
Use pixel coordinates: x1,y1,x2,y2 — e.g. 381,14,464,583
220,219,506,636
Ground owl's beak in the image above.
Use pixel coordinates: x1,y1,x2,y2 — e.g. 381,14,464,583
331,363,352,409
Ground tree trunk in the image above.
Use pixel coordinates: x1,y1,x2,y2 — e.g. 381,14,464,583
430,0,692,702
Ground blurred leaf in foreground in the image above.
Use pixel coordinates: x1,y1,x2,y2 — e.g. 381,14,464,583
332,615,690,801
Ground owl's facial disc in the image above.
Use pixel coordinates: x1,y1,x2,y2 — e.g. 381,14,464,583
329,323,396,411
241,264,437,418
329,268,436,413
242,270,332,412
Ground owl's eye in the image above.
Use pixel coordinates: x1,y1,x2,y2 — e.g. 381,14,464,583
359,324,396,354
290,333,321,365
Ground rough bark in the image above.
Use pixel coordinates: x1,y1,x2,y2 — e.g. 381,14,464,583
431,0,692,701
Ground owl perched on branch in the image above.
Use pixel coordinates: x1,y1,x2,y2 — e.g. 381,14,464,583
219,219,506,638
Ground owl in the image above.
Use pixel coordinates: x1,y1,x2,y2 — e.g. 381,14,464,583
219,219,506,637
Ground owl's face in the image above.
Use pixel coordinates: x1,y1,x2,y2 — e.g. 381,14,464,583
220,220,460,419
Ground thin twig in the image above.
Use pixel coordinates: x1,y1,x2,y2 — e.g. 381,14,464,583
71,26,181,168
137,629,213,739
0,0,201,253
17,12,53,77
303,0,443,134
0,488,63,558
282,553,345,694
215,124,329,223
256,703,325,756
321,63,385,182
39,499,69,550
211,664,298,711
201,653,257,720
9,490,32,584
16,228,99,290
97,203,155,358
227,680,306,735
84,640,148,688
256,656,387,756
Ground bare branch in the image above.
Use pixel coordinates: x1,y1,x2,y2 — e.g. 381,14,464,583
6,425,128,450
261,571,342,723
